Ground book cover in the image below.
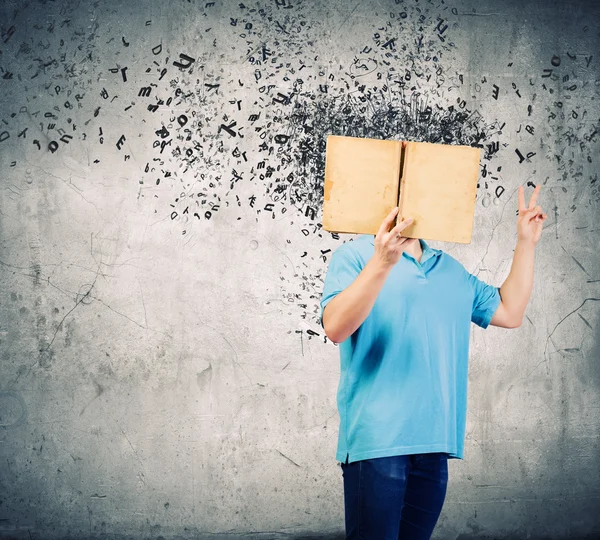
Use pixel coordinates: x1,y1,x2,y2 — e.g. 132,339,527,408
322,135,402,235
397,141,481,243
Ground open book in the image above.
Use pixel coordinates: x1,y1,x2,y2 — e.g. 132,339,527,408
322,135,482,243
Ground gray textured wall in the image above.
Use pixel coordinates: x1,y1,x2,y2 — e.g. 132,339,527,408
0,0,599,538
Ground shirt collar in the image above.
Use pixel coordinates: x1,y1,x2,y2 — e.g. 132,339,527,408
416,238,443,264
367,236,442,264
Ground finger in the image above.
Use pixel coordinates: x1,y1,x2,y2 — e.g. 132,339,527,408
528,205,543,221
389,216,414,237
518,186,526,212
396,236,417,246
377,207,399,238
528,209,542,221
519,206,540,217
528,185,541,210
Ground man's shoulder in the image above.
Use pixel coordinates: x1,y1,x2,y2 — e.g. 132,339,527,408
437,250,469,277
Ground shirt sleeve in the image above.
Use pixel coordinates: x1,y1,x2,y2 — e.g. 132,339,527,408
319,244,363,328
467,271,502,329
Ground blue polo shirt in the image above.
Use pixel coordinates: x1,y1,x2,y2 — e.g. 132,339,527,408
320,235,501,463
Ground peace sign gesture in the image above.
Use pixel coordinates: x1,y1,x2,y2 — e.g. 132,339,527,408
517,185,547,245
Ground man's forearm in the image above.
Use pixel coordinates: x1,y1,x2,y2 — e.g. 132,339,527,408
323,257,392,343
499,238,536,325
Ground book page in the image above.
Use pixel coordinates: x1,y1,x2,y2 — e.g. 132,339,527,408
398,141,481,243
322,135,402,235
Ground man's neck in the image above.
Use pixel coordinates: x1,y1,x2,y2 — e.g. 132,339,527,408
405,239,423,264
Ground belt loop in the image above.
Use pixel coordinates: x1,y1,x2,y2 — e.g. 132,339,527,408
345,453,349,465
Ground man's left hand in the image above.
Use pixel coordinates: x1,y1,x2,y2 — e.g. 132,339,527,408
517,185,547,245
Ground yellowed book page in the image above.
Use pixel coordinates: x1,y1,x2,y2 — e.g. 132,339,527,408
323,135,402,235
398,141,481,243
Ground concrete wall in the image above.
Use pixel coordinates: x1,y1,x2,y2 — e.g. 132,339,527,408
0,0,598,538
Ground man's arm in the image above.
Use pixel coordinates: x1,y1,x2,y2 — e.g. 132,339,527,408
322,209,415,344
491,239,535,328
323,256,392,343
490,185,547,329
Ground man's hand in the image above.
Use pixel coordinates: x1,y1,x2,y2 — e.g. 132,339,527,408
373,207,418,268
517,185,547,245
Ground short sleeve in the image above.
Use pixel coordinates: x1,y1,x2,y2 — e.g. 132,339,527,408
319,244,363,328
467,272,502,329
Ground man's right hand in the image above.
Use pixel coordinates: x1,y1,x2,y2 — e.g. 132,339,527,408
373,207,417,268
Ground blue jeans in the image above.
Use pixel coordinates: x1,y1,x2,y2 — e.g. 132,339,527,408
341,453,449,540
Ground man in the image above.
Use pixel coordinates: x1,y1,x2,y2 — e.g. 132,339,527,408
320,185,547,540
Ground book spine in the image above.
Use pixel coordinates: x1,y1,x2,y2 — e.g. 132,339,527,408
397,142,409,225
